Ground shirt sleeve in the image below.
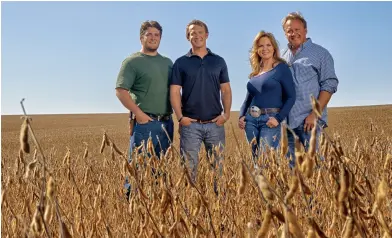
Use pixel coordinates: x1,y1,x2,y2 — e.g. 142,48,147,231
116,58,137,90
319,50,339,94
274,64,296,123
170,59,182,86
239,91,253,118
219,59,230,84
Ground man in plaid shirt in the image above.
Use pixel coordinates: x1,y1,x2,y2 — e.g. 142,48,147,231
281,12,339,167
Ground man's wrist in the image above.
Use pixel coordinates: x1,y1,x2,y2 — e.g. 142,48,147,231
134,109,144,117
178,115,184,122
222,112,230,121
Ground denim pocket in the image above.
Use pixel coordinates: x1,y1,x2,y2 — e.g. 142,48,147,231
245,112,257,122
215,122,224,127
181,122,193,128
137,120,151,126
297,123,311,136
180,122,194,134
244,113,250,121
134,121,154,134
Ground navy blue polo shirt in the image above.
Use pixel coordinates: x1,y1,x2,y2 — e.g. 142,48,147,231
171,49,230,121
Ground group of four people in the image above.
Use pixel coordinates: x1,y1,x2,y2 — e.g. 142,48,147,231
115,12,339,198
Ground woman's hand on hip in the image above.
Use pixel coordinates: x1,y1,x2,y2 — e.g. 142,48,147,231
238,116,246,129
266,117,279,128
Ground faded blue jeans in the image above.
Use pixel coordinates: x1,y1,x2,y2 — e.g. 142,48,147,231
125,117,174,199
180,122,225,182
244,112,281,160
287,120,326,168
129,118,174,158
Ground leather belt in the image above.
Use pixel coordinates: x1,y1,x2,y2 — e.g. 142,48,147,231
195,119,214,124
146,113,171,121
248,106,280,118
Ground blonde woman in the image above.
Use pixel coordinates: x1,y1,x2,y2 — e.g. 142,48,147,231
238,31,296,159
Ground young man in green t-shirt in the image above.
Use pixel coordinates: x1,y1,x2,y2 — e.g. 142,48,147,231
115,21,174,199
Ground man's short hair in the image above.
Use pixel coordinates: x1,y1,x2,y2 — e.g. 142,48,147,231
186,19,209,40
281,12,307,30
140,20,163,37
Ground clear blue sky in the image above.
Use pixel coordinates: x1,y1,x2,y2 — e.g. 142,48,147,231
2,1,392,115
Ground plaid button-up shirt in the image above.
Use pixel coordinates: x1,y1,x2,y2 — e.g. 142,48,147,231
281,38,339,129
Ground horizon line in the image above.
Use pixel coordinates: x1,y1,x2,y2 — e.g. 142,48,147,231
2,104,391,117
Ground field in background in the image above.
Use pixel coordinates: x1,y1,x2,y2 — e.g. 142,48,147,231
3,105,392,157
1,105,392,237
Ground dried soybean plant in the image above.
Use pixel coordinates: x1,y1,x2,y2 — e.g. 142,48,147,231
1,98,392,237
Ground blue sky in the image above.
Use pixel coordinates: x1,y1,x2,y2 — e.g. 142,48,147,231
2,1,392,115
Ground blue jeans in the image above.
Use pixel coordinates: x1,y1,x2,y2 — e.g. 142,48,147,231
124,117,174,198
287,121,325,168
180,122,225,182
129,118,174,158
244,112,281,160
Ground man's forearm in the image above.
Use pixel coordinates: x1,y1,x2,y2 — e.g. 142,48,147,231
116,89,143,115
318,91,333,111
170,87,183,120
222,89,232,117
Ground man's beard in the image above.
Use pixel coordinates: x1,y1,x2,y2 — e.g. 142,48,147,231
144,45,159,53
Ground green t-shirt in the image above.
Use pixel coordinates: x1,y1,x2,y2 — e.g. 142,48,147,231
116,52,173,115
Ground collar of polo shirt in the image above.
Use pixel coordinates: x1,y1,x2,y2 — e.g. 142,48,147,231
185,48,216,57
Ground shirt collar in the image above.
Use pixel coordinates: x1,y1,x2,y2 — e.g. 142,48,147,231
288,38,312,52
185,48,215,57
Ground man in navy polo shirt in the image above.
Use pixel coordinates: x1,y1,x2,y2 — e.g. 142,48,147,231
170,19,232,182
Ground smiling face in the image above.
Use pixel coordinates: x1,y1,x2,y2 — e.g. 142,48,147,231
257,36,275,61
187,24,208,49
140,27,161,52
284,18,307,50
249,31,283,78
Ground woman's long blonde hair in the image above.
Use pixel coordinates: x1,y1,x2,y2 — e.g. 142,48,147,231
249,31,286,78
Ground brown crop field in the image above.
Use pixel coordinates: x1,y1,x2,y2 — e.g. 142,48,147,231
1,105,392,237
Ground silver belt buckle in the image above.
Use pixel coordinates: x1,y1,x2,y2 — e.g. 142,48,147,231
250,106,261,118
